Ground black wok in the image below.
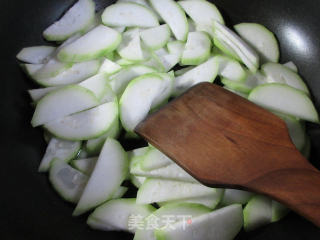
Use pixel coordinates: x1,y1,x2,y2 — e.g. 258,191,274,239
1,0,320,239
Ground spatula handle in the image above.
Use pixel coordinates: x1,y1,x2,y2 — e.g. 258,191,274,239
246,162,320,227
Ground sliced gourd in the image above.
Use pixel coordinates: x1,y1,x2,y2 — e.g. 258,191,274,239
45,101,119,141
151,72,174,108
35,60,101,87
155,204,243,240
243,195,272,232
32,59,73,82
112,186,129,199
140,24,171,50
179,0,224,37
215,55,247,82
31,85,99,127
71,157,98,175
234,23,280,63
248,83,319,123
108,64,157,96
154,48,180,71
137,179,219,204
78,73,109,100
129,147,149,188
140,148,172,171
222,71,266,94
276,113,307,151
43,0,95,41
38,137,81,172
149,0,189,41
120,73,168,132
73,138,128,216
214,21,259,72
57,25,122,62
181,31,212,65
85,119,121,155
98,58,122,75
117,28,149,62
102,2,159,28
167,41,185,58
28,87,60,102
131,162,197,183
157,191,224,210
49,160,88,203
87,198,156,233
17,46,55,64
174,57,219,96
271,200,290,223
283,61,298,72
261,62,309,94
134,202,211,240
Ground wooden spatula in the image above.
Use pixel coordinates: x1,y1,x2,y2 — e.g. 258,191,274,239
135,82,320,227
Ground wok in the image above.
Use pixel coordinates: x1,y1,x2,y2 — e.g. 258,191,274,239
1,0,320,239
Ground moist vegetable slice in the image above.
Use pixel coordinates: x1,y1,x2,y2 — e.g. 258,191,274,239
31,85,99,127
137,179,219,204
215,55,247,82
157,190,224,210
36,60,101,87
49,160,88,203
221,189,254,206
131,162,197,183
98,58,122,75
276,113,307,151
72,157,98,175
149,0,189,41
87,198,156,233
214,21,259,72
128,147,149,188
179,0,224,36
78,73,109,100
261,62,309,94
117,28,149,62
181,31,212,65
234,23,280,63
43,0,95,41
108,65,157,96
151,72,174,108
155,204,243,240
271,200,290,223
248,83,319,123
44,101,119,141
73,138,128,216
174,57,219,96
140,148,172,171
32,59,73,82
57,25,122,62
140,24,171,50
134,203,211,240
221,71,266,94
85,119,121,155
119,73,167,132
112,186,129,199
28,87,60,102
243,195,272,231
283,61,298,72
17,46,56,64
39,138,81,172
154,49,180,72
167,40,185,58
102,2,159,28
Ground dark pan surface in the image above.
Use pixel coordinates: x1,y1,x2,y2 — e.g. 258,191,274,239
0,0,320,239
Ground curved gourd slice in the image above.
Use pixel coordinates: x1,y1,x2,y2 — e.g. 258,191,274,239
43,0,95,41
